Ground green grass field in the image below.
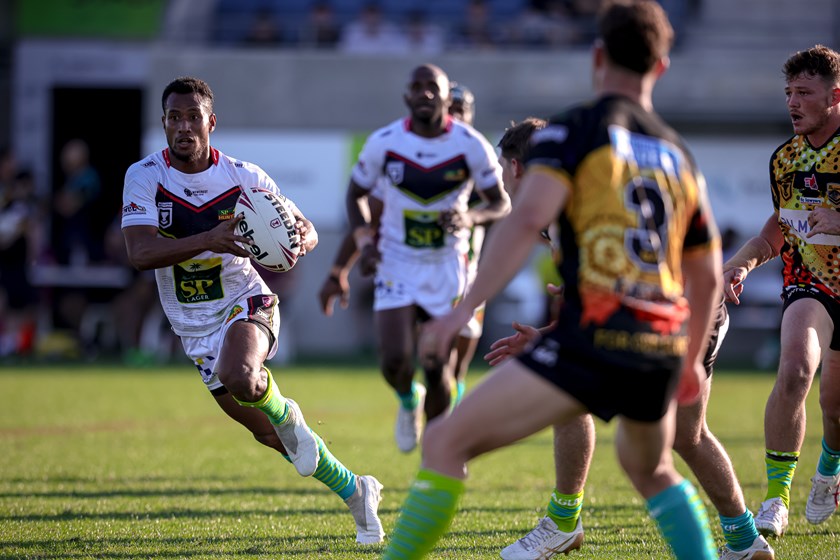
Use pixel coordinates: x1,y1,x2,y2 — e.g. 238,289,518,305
1,364,838,559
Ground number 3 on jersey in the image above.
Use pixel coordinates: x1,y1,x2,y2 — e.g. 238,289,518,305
624,178,671,273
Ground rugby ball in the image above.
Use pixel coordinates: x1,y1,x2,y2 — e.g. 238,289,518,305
235,187,301,272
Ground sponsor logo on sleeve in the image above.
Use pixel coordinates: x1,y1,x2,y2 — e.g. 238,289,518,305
122,202,147,216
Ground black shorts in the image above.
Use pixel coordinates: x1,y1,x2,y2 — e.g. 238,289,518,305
516,307,685,423
702,300,729,377
782,285,840,350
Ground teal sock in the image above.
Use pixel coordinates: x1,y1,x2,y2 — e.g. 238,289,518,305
647,480,716,560
818,439,840,477
282,432,356,500
720,510,759,552
452,381,466,408
383,468,464,559
545,489,583,532
397,382,420,410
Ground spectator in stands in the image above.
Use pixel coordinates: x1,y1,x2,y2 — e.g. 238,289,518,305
53,138,103,265
159,0,217,44
0,168,41,358
243,7,286,47
452,0,500,50
338,2,408,54
299,2,341,49
405,10,445,55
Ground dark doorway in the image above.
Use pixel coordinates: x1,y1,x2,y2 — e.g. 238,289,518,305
50,86,143,265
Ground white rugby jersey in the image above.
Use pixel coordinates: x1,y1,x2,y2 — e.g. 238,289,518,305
351,116,502,259
122,148,294,336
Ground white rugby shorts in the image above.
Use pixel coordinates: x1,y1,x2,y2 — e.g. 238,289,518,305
374,250,483,337
180,292,281,392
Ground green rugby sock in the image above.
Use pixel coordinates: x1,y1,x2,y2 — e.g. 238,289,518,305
764,449,799,508
281,432,356,500
382,468,464,559
546,489,583,532
232,367,288,425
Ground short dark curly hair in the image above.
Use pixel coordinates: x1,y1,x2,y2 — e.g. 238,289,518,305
783,45,840,86
161,76,215,113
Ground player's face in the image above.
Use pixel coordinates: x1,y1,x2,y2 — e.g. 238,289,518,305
785,74,838,139
450,100,474,126
499,154,519,197
404,68,450,124
162,92,216,164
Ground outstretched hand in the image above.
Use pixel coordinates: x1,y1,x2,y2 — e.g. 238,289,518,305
484,321,541,366
318,274,349,316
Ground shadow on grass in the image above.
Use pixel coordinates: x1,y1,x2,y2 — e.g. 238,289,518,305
0,534,384,558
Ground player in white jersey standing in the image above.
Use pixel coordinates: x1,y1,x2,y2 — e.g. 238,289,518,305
345,64,510,453
120,76,384,545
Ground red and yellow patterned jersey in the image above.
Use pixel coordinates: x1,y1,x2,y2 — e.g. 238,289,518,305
524,95,719,334
770,132,840,299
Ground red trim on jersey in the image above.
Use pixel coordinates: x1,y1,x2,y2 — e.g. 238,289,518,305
162,147,220,167
385,150,466,172
157,183,241,212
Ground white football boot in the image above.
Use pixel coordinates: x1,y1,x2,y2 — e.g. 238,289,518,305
272,398,319,477
345,475,385,544
805,471,840,524
754,498,788,538
395,384,426,453
500,517,584,559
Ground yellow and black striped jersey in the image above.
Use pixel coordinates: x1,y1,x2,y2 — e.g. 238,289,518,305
770,131,840,299
525,95,719,333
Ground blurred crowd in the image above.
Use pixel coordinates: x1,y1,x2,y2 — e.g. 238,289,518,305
0,143,164,364
162,0,700,52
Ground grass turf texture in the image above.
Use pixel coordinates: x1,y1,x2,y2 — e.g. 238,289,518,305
1,365,838,559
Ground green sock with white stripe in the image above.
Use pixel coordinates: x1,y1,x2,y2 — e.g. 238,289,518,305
545,489,583,532
232,367,289,425
281,432,356,500
382,468,464,559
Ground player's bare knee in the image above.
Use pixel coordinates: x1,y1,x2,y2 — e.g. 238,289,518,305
380,354,413,382
673,427,705,458
218,364,265,401
819,391,840,421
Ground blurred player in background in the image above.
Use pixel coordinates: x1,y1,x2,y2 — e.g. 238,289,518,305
723,44,840,537
382,1,723,558
341,64,509,453
121,76,384,545
318,81,484,407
